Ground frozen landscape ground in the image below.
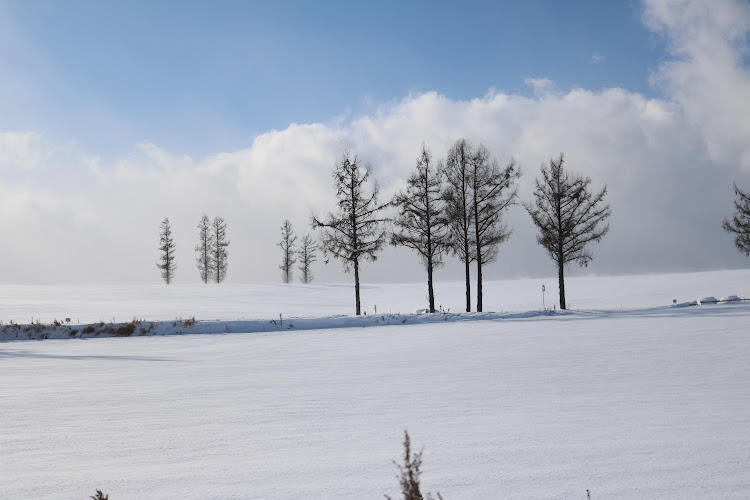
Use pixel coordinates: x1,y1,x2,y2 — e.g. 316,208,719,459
1,269,749,498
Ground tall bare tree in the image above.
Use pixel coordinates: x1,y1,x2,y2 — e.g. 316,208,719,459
525,154,611,309
723,183,750,255
195,214,213,284
443,138,475,312
211,216,229,283
392,143,449,313
278,219,298,283
470,145,521,312
298,234,317,284
156,217,176,284
311,151,389,315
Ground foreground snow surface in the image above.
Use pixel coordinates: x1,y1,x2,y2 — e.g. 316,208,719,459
1,271,749,498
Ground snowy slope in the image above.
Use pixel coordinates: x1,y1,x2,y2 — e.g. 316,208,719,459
1,271,749,498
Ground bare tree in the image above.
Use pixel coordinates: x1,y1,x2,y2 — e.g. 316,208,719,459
443,138,475,312
392,143,449,313
195,214,213,284
156,217,176,284
279,219,298,283
385,430,443,500
723,183,750,255
298,234,317,284
211,216,229,283
525,154,611,309
470,145,521,312
311,151,389,315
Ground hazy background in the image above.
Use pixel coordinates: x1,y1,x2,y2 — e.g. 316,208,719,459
1,0,750,285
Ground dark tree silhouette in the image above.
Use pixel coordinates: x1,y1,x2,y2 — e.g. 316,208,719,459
211,216,229,283
156,217,176,284
443,138,475,312
723,183,750,255
298,234,317,284
195,214,213,284
279,219,298,283
525,154,611,309
392,143,449,313
470,145,521,312
311,151,389,315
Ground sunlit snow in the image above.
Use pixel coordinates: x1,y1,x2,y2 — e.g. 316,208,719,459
1,270,748,498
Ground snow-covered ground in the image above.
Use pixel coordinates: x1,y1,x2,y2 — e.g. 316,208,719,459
1,270,749,498
1,268,748,325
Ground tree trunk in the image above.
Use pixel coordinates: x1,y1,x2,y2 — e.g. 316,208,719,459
557,257,566,310
464,243,471,313
427,258,435,313
354,257,361,316
476,256,483,312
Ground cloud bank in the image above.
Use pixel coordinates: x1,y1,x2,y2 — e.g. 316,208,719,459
1,0,750,285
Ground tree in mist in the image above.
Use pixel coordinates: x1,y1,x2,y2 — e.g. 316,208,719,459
722,183,750,256
469,145,521,312
311,151,389,315
156,217,176,284
278,219,298,283
443,138,475,312
298,234,317,284
525,154,611,309
195,214,213,284
211,216,230,283
391,143,449,313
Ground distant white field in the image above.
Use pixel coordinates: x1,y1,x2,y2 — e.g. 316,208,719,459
1,270,749,498
0,268,748,324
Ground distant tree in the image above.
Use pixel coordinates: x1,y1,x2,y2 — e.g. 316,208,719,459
311,151,389,315
195,214,213,284
156,217,176,284
298,234,318,284
443,138,475,312
470,145,521,312
392,143,449,313
211,216,230,283
279,219,298,283
525,154,611,309
722,183,750,256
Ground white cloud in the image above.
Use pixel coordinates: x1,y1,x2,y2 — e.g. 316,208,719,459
645,0,750,169
0,131,46,170
1,0,750,285
589,53,607,64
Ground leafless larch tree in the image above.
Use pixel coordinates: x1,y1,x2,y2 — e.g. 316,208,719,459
723,183,750,256
195,214,213,284
311,151,389,315
211,216,229,283
156,217,176,284
443,138,475,312
278,219,298,283
525,154,611,309
470,145,521,312
391,143,449,313
298,234,317,284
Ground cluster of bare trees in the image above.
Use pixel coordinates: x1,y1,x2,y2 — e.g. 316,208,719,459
310,141,611,315
156,215,230,284
277,220,318,284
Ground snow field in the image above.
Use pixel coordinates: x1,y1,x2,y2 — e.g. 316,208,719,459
1,301,749,498
1,270,749,498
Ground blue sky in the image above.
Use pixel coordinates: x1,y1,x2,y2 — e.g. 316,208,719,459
3,1,663,157
2,0,750,286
